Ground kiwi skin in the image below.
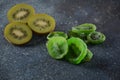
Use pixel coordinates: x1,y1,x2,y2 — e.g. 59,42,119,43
28,14,56,34
7,3,35,23
4,22,33,45
4,36,32,46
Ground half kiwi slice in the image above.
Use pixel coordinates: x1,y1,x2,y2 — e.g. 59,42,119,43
28,14,56,34
7,3,35,23
4,22,32,45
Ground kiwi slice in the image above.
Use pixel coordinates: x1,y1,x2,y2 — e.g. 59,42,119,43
82,49,93,62
4,22,32,45
28,14,56,34
72,23,96,34
47,31,68,39
87,31,106,44
46,37,68,59
65,37,87,64
7,3,35,23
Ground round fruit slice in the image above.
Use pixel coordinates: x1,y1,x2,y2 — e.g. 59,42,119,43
47,31,68,39
28,14,56,34
87,31,106,44
68,30,89,43
46,37,68,59
7,3,35,23
72,23,96,34
65,37,87,64
4,22,32,45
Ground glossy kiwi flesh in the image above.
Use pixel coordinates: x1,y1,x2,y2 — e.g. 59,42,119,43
7,3,35,23
28,14,56,34
4,22,32,45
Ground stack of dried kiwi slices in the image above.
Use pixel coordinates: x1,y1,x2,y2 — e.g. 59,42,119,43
46,23,106,64
4,3,56,45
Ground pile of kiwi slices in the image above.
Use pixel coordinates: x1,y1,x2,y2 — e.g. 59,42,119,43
4,3,56,45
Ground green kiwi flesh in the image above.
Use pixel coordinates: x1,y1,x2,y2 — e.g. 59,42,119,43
28,14,56,34
4,22,32,45
7,3,35,23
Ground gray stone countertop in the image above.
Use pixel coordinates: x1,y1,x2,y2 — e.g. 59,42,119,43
0,0,120,80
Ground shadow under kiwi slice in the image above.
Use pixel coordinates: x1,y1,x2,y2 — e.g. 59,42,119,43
4,22,32,45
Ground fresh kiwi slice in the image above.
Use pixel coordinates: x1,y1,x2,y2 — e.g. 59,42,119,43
28,14,56,34
7,3,35,23
4,22,32,45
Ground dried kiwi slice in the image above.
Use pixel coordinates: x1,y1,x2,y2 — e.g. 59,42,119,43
7,3,35,23
72,23,96,34
28,14,56,34
87,31,106,44
68,30,89,43
4,22,32,45
47,31,68,39
82,49,93,62
46,37,68,59
65,37,87,64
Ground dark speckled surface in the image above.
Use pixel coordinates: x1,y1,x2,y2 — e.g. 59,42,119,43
0,0,120,80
